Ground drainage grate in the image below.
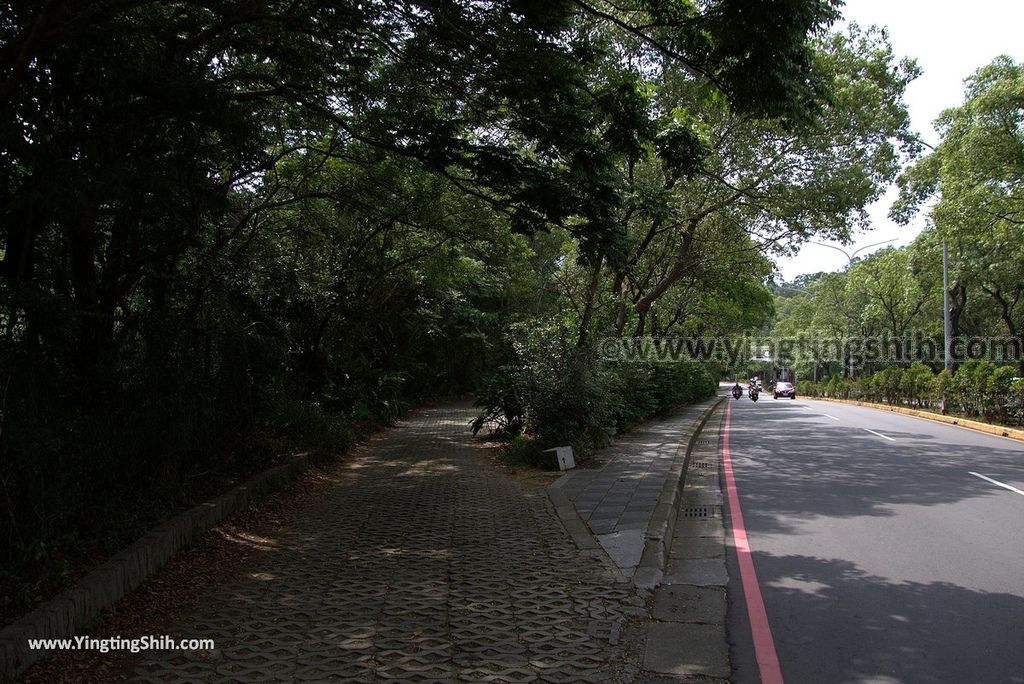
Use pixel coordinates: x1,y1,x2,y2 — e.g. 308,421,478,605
693,461,711,469
681,505,719,518
694,439,716,446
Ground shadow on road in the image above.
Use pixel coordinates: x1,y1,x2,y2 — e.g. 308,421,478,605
745,552,1024,684
727,400,1024,533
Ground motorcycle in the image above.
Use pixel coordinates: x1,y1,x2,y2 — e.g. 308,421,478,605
731,386,743,400
748,388,759,402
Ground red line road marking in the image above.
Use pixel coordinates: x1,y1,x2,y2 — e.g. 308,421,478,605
723,400,785,684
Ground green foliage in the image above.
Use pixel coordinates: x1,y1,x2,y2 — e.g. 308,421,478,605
0,0,893,617
872,367,903,404
803,362,1020,424
902,363,937,407
473,325,716,453
604,361,718,430
894,57,1024,371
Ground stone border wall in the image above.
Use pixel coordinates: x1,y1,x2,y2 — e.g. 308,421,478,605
0,452,314,681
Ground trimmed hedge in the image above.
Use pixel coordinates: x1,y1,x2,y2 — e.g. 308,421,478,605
798,362,1024,424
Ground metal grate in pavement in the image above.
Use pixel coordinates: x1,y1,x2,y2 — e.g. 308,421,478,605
681,505,721,518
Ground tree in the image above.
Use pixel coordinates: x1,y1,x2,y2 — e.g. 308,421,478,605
849,247,931,345
894,56,1024,372
0,0,858,615
584,24,919,343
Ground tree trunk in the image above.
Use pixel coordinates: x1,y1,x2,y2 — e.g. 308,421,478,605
577,258,603,348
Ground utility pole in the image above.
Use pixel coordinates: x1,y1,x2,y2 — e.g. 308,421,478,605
943,239,953,371
942,239,953,414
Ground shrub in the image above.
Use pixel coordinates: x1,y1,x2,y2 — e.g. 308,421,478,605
902,363,936,407
873,366,904,404
473,326,717,455
1010,378,1024,425
950,361,996,416
984,365,1017,421
934,368,954,408
472,323,614,451
854,375,874,401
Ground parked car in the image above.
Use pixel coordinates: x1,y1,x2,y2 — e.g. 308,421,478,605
774,381,797,399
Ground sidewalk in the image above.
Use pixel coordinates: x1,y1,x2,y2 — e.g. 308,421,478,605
549,399,720,584
116,403,646,683
642,405,730,682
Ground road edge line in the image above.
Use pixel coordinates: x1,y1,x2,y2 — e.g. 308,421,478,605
722,400,784,684
808,397,1024,443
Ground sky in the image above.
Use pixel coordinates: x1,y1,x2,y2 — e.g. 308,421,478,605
775,0,1024,281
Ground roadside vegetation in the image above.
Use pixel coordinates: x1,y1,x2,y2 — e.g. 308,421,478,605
769,56,1024,427
797,363,1024,425
1,1,923,621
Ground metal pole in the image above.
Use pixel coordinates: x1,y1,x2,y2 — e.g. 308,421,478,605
942,239,953,413
943,239,953,371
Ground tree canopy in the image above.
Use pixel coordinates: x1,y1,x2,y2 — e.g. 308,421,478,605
8,0,946,621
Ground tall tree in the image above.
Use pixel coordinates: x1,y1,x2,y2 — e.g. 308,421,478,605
894,56,1024,371
584,24,919,342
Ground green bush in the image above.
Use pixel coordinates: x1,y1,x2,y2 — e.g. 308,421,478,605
902,363,936,407
873,366,903,404
473,326,717,455
949,361,996,416
984,365,1017,421
472,323,614,451
1010,378,1024,425
800,380,822,397
853,375,873,401
934,368,954,407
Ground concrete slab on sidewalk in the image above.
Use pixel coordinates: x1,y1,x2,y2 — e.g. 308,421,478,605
663,557,728,586
643,622,730,678
596,529,646,573
653,585,726,624
640,402,732,681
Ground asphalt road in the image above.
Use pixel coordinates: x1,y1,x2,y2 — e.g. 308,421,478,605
722,393,1024,684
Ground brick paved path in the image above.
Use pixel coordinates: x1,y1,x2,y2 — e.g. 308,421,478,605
131,403,644,683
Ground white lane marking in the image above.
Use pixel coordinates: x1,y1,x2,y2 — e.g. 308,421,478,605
863,428,895,441
822,414,840,421
969,472,1024,497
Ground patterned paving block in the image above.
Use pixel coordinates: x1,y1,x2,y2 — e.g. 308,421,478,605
128,404,643,682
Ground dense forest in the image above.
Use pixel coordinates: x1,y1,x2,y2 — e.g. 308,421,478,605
0,0,925,619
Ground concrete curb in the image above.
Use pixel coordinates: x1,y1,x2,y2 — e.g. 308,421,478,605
546,488,627,583
0,451,316,681
633,397,724,592
810,396,1024,442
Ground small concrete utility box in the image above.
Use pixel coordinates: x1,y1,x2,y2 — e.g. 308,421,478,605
543,446,575,471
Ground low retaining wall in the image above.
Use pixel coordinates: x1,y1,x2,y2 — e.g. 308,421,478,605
810,397,1024,442
0,451,315,681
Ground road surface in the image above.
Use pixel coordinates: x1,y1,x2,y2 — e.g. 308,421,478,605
722,395,1024,684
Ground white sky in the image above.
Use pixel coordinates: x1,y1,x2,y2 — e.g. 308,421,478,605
775,0,1024,281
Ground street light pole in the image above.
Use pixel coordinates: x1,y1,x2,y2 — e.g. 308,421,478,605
805,238,898,378
943,239,953,371
942,238,953,414
806,238,899,266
